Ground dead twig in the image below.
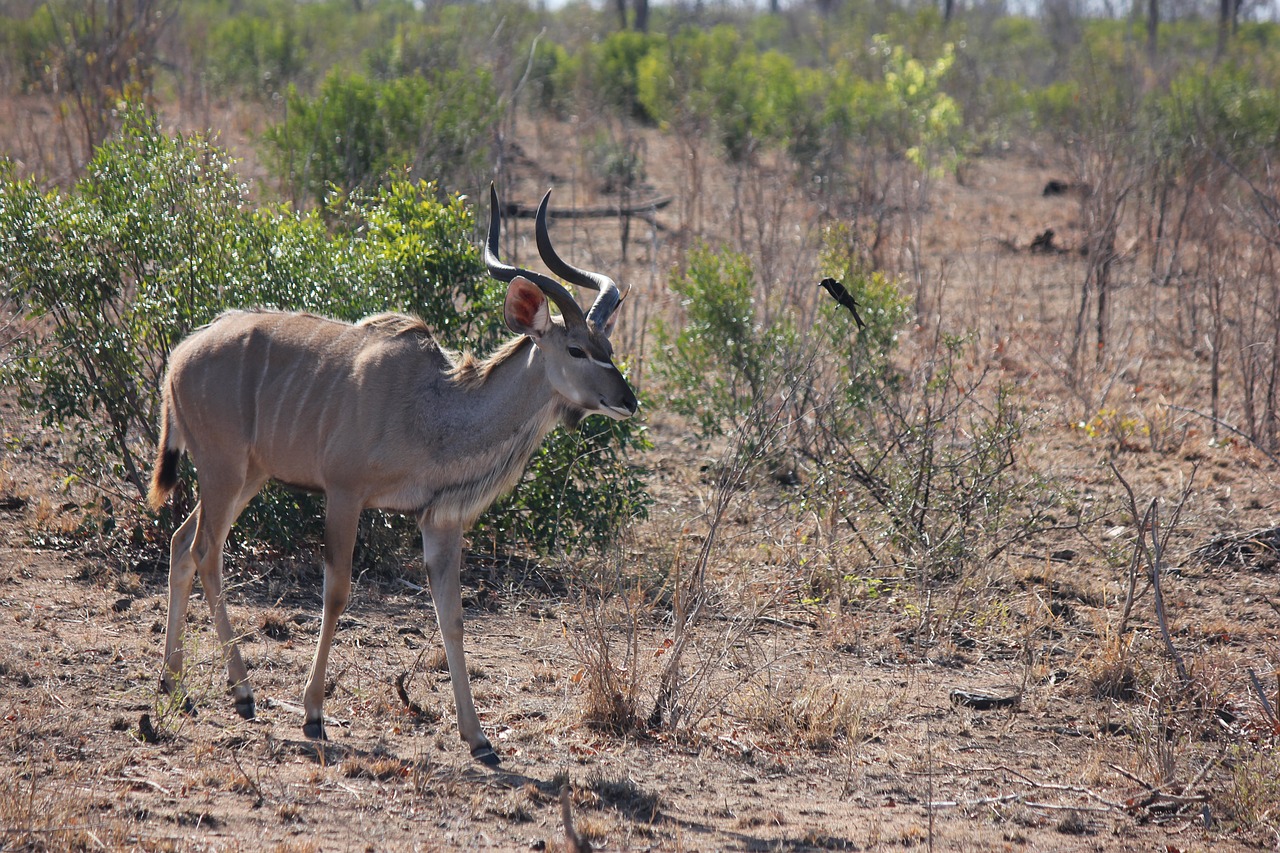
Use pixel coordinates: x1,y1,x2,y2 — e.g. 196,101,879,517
1110,462,1195,688
1247,668,1279,725
561,784,585,853
1147,500,1189,687
945,763,1130,812
1106,758,1217,812
503,196,673,221
395,671,438,723
1166,404,1280,467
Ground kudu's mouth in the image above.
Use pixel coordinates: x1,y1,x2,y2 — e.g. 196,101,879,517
599,397,639,420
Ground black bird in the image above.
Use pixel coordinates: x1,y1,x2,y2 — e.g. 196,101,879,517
818,277,865,329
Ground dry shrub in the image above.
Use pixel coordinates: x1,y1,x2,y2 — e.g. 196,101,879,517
0,762,149,851
259,609,293,640
732,674,868,751
1227,742,1280,831
1087,637,1138,702
568,596,644,735
343,755,409,782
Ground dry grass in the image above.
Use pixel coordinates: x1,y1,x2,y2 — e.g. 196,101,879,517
3,101,1280,851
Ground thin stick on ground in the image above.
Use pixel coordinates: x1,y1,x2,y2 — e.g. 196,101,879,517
1110,461,1196,688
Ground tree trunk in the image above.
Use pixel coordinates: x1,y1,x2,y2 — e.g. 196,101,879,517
1146,0,1158,63
634,0,650,32
1216,0,1230,59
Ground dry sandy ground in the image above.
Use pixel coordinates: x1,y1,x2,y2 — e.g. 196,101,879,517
3,135,1280,850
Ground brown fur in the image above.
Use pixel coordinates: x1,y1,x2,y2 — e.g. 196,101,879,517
448,335,532,390
147,296,636,764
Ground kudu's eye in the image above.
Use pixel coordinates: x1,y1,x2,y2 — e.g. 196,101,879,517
567,346,588,360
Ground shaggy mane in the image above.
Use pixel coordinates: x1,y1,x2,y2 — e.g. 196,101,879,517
357,312,432,337
448,336,532,390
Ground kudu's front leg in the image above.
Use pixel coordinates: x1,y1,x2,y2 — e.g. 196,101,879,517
421,522,498,766
301,496,361,739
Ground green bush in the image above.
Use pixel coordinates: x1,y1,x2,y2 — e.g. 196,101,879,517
264,67,500,206
0,6,58,93
589,30,666,122
205,14,307,98
1154,62,1280,165
586,131,646,193
0,110,247,494
525,37,579,119
817,223,912,407
652,243,799,438
653,232,910,439
481,413,652,556
0,105,648,559
807,231,1045,586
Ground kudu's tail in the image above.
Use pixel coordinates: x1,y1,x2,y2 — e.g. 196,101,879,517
147,391,182,511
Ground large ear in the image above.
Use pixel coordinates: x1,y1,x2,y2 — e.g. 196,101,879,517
595,305,621,338
504,276,552,338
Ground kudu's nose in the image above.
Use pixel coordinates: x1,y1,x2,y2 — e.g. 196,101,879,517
603,388,639,419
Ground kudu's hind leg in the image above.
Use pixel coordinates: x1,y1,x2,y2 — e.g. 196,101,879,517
301,496,361,739
161,468,265,720
421,523,498,766
160,505,201,710
191,472,269,719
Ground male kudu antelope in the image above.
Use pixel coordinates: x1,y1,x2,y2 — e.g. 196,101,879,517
146,186,637,766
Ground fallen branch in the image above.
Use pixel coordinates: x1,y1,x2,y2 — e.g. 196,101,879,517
1248,667,1280,726
1166,404,1280,467
395,671,439,723
503,196,673,221
949,764,1130,811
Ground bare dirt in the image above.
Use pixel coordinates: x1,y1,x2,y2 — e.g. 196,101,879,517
4,120,1280,852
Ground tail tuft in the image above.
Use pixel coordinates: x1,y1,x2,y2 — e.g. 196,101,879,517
148,448,181,511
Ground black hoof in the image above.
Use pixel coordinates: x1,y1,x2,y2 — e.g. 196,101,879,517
303,719,327,740
161,680,196,716
234,696,256,720
470,743,501,767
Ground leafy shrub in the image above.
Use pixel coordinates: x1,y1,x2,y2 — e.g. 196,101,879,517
0,105,647,559
652,230,907,441
817,223,912,407
867,36,963,175
636,29,962,182
1154,61,1280,165
586,131,645,194
804,231,1051,587
264,67,500,206
589,30,666,122
0,109,247,494
0,6,58,93
481,413,652,556
652,243,800,438
636,27,753,160
525,37,579,119
205,13,307,98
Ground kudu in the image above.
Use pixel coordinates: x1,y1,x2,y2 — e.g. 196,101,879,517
147,186,637,766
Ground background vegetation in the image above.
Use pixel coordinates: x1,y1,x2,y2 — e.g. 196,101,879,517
3,0,1280,847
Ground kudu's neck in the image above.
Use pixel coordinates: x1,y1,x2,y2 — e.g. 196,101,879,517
411,334,577,527
437,335,578,449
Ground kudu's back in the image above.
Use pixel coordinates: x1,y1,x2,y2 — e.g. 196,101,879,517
149,309,450,511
